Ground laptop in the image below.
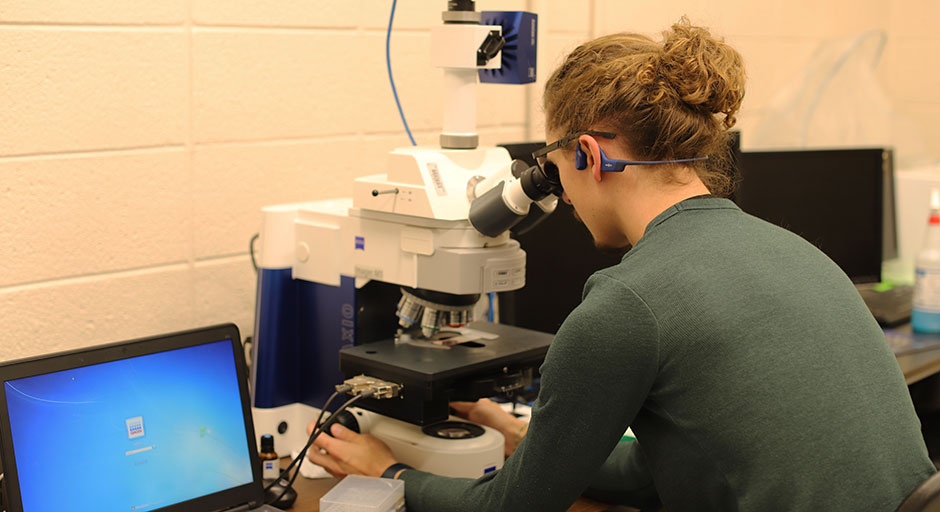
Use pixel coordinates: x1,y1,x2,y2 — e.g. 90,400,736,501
0,323,283,512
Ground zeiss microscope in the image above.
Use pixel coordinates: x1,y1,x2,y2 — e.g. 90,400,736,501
251,2,555,478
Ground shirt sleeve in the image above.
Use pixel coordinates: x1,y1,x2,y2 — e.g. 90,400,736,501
400,273,661,511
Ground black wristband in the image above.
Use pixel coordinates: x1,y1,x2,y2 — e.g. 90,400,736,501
381,462,413,479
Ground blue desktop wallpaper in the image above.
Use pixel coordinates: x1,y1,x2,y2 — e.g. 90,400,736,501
4,340,254,512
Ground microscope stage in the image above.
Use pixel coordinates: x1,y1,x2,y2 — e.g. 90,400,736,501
339,321,553,425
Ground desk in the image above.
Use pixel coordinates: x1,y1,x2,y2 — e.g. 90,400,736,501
279,458,639,512
887,325,940,385
898,346,940,385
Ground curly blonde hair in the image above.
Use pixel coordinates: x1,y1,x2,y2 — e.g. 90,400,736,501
544,18,745,196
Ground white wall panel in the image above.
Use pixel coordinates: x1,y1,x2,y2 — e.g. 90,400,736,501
0,28,187,156
192,138,363,258
0,0,187,25
0,149,190,287
0,266,195,361
192,29,368,143
193,0,361,28
355,32,444,134
193,256,257,341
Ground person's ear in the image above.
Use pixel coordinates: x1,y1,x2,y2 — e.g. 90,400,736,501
578,135,604,182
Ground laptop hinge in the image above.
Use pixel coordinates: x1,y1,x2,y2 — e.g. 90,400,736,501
223,504,252,512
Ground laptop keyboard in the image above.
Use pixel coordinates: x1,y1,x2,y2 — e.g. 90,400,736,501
858,284,913,327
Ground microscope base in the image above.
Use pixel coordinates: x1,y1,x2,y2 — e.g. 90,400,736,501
351,408,504,479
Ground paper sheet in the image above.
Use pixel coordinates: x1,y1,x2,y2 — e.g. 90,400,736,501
291,449,332,479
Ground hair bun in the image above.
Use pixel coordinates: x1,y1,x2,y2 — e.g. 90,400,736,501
658,17,745,128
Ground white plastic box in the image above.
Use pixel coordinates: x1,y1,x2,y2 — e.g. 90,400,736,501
319,475,405,512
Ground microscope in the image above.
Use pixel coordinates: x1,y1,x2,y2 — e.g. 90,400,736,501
251,2,555,478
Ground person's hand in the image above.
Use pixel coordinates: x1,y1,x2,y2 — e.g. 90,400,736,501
450,398,517,430
305,421,398,479
450,398,528,457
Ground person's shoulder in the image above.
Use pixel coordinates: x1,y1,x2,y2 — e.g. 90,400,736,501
567,271,661,342
585,266,645,302
548,271,661,375
586,256,654,298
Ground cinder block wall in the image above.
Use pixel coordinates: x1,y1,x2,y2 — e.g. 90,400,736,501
1,1,935,360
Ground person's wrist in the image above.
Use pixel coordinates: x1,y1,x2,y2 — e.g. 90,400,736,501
500,418,526,441
381,462,412,480
499,419,528,457
512,421,528,446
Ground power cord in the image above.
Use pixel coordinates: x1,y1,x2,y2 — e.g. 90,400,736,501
387,0,416,146
263,386,347,490
249,233,259,272
264,386,374,506
263,387,345,503
268,388,346,500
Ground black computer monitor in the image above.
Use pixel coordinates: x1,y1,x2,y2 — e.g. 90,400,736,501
733,148,896,284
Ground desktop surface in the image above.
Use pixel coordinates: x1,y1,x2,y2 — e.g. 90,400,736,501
280,458,638,512
884,323,940,384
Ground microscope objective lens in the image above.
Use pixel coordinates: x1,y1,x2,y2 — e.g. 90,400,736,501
421,309,444,338
448,310,471,327
397,297,423,328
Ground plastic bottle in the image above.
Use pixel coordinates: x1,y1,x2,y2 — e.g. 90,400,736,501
912,188,940,333
259,434,279,481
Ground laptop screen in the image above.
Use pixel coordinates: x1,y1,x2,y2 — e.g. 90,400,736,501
0,326,259,512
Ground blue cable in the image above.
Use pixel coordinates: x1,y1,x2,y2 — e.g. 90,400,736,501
387,0,417,146
488,292,496,322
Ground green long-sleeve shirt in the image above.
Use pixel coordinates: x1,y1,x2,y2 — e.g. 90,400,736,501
401,197,935,511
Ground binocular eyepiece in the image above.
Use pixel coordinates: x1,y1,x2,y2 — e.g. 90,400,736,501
469,160,559,238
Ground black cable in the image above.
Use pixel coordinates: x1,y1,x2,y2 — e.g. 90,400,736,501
287,392,370,483
295,392,367,467
310,390,342,440
263,389,343,494
249,233,260,272
267,392,371,505
264,390,373,505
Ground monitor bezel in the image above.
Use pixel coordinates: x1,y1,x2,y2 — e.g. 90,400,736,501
0,323,264,512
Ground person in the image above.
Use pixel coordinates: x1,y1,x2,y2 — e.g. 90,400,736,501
306,18,937,511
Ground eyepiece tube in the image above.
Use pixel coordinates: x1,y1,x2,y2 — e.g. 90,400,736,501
469,162,559,237
469,181,526,237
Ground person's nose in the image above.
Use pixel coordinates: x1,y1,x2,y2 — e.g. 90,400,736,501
562,191,572,205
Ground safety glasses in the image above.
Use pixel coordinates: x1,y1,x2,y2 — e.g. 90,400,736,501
530,131,617,196
530,130,708,195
